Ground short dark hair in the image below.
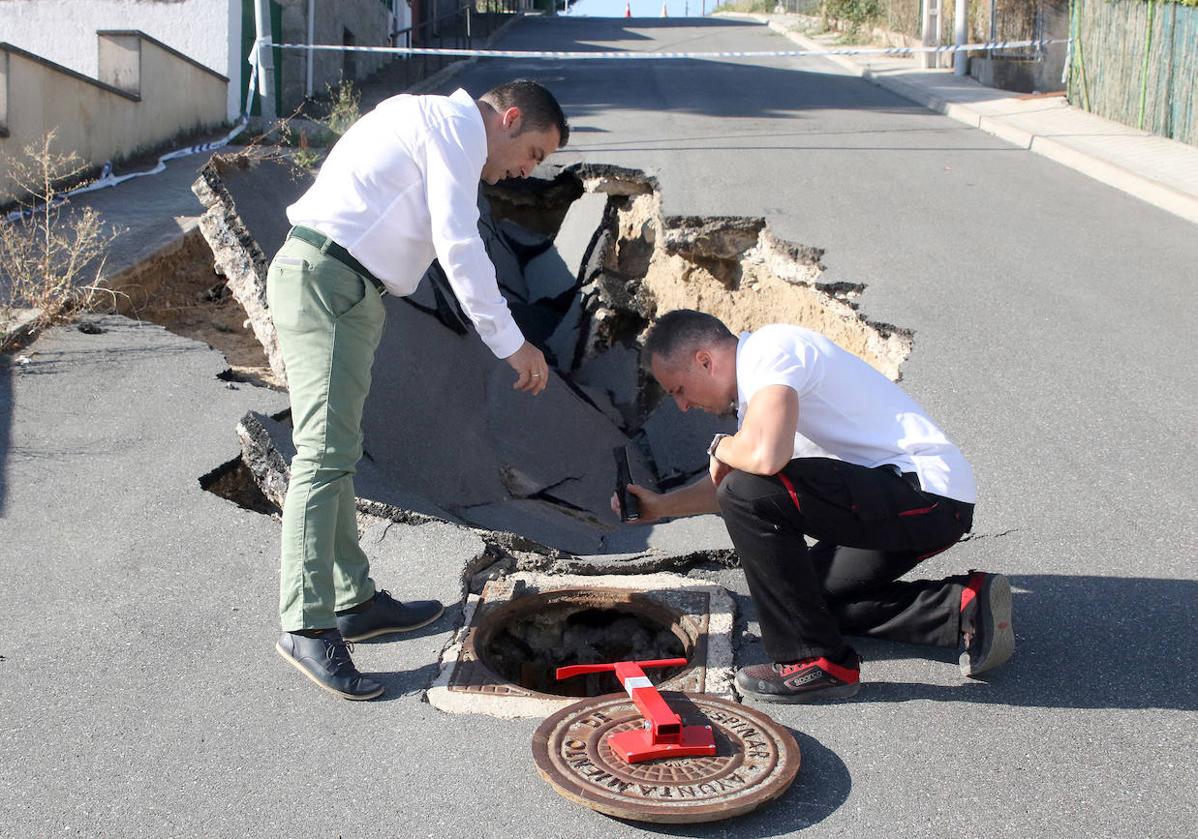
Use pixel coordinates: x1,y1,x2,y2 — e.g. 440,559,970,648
642,309,735,370
481,79,570,148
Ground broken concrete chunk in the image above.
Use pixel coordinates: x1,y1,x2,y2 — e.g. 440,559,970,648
357,296,652,552
553,192,609,281
573,163,659,197
192,151,312,385
236,411,293,509
523,248,576,305
660,215,766,265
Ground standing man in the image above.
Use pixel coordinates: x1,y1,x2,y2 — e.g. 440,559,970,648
268,80,569,701
622,309,1013,703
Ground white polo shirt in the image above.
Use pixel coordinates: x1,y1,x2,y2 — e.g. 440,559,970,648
735,325,976,503
286,88,524,359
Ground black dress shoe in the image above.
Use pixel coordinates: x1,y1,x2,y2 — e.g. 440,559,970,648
336,590,444,642
275,629,383,700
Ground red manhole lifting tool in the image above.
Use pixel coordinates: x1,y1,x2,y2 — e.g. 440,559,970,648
555,658,717,764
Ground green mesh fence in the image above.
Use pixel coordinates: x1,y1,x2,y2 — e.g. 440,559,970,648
1069,0,1198,145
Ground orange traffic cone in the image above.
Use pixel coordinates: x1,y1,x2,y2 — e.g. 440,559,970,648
625,1,632,16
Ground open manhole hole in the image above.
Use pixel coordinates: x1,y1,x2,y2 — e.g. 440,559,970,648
477,590,692,698
428,572,735,718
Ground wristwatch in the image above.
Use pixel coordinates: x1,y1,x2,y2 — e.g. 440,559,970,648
707,433,730,461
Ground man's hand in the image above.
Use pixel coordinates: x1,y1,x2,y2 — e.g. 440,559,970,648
709,454,732,488
504,341,549,394
610,483,665,524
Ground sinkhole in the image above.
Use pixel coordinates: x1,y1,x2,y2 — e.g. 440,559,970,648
178,155,912,558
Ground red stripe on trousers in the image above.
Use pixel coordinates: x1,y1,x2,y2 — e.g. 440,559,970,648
778,473,801,512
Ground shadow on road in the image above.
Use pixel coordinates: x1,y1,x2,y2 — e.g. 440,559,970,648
847,574,1198,711
621,728,851,837
438,16,1016,131
0,358,10,516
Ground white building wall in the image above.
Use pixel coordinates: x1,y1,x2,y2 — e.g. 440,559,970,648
0,0,242,121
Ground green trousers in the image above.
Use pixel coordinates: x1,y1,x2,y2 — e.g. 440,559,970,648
266,236,386,631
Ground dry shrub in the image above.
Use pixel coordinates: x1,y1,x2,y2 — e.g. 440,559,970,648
0,131,124,350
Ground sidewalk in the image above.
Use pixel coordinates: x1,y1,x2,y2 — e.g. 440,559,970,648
745,13,1198,226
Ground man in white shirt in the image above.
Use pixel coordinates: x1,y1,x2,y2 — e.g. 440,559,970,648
268,80,569,701
622,309,1014,703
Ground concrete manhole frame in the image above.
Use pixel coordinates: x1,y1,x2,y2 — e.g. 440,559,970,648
427,572,736,718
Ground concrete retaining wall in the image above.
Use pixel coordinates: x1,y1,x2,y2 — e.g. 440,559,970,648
0,32,228,205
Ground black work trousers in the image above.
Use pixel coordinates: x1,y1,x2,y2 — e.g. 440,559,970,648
715,457,975,663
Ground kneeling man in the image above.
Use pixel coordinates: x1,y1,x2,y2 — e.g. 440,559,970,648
623,309,1014,703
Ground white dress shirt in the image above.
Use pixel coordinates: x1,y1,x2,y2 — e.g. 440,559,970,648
735,326,977,503
286,88,524,359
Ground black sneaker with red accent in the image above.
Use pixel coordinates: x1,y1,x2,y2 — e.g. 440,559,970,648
959,571,1014,678
735,653,862,703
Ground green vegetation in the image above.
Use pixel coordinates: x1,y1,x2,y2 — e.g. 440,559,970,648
824,0,882,27
284,80,363,170
711,0,777,13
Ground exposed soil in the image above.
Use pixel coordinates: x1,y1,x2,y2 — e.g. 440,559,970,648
103,228,280,388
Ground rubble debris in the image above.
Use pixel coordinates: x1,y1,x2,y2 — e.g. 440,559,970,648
574,163,659,197
483,604,688,696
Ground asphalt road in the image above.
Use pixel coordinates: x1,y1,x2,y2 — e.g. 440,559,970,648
1,15,1194,839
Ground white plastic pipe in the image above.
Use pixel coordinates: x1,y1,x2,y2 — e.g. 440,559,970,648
254,0,276,119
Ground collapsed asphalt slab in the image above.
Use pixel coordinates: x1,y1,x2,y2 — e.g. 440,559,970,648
192,150,737,561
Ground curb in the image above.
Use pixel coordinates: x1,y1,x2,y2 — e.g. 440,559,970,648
755,16,1198,227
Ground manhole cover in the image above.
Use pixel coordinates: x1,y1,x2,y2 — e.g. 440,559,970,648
532,692,799,823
